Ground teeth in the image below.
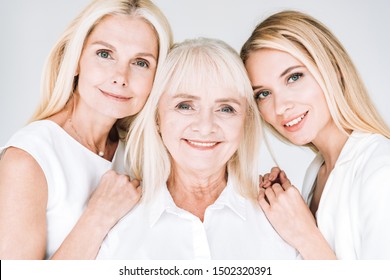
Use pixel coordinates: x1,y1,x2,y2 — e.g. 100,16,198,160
285,114,306,127
187,140,217,147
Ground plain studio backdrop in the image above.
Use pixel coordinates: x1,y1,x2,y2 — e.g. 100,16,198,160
1,0,389,189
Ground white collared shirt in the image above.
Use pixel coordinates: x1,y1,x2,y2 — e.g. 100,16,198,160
302,131,390,259
97,180,298,259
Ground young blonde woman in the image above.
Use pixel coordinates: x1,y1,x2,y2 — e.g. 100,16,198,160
0,0,172,259
241,10,390,259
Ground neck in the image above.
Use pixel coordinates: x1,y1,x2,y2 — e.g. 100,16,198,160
312,122,350,174
66,94,117,158
167,165,227,221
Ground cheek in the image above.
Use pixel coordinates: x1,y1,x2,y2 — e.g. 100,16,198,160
224,118,246,142
159,113,182,140
77,63,105,92
133,72,155,95
259,106,275,125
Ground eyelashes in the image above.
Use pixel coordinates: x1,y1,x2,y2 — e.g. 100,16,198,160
287,72,303,83
253,72,304,101
254,90,271,101
96,49,150,69
175,102,237,114
97,49,112,59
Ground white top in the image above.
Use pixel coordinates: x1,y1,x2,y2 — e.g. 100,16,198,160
301,131,390,259
97,180,298,260
1,120,125,259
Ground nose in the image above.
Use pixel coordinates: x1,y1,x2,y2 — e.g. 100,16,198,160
111,64,129,87
273,90,294,115
191,109,217,135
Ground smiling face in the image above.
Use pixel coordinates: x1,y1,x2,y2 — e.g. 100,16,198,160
245,48,335,146
157,85,247,175
76,14,158,119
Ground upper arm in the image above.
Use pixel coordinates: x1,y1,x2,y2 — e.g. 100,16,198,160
0,147,48,259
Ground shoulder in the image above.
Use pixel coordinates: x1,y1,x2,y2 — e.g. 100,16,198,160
2,120,64,158
7,120,61,142
0,147,47,193
1,121,68,182
341,133,390,193
1,146,43,173
349,132,390,170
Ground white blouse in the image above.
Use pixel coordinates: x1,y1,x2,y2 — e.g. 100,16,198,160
97,180,298,260
1,120,125,259
302,131,390,259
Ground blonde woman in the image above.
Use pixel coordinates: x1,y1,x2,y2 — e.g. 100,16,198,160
96,38,298,259
241,10,390,259
0,0,172,259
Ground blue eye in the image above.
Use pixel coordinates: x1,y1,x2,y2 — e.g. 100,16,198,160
220,105,235,113
287,73,303,83
254,90,271,100
176,103,192,110
97,50,111,59
135,59,149,68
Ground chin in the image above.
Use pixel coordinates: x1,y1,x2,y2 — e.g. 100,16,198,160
282,134,312,146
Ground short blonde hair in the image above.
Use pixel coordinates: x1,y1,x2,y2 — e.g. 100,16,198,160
241,10,390,141
127,38,262,201
31,0,173,137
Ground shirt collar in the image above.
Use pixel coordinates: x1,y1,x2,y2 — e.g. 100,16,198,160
147,184,176,227
301,130,372,202
147,178,247,227
211,179,247,220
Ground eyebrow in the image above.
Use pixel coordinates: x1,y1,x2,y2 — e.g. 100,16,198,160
172,93,242,105
172,93,200,100
252,65,304,91
215,98,242,106
279,65,303,78
91,40,157,61
92,40,116,50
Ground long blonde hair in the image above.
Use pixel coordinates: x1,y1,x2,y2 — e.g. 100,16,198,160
126,38,262,201
241,10,390,140
31,0,173,138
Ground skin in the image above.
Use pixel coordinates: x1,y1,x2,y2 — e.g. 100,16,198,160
157,85,247,221
245,48,349,259
0,14,159,259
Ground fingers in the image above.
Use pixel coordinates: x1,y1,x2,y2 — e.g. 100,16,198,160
130,178,141,188
280,171,292,190
258,182,285,210
260,166,282,188
269,166,282,181
279,170,290,185
257,188,270,211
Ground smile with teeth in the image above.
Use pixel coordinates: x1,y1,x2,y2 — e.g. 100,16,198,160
187,140,218,147
284,112,308,127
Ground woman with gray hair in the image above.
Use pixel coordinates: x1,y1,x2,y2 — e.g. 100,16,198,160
97,37,297,259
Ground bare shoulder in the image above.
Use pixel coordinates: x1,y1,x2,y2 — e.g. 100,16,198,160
0,146,47,193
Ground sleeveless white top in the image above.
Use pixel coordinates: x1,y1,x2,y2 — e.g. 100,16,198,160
1,120,125,259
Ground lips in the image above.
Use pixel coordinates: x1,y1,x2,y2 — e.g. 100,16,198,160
185,139,219,149
100,89,131,101
283,111,308,127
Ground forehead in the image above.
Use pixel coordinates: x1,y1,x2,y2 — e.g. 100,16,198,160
165,64,248,101
248,49,302,70
85,14,158,47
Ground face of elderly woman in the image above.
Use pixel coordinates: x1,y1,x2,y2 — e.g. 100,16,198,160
158,86,247,174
